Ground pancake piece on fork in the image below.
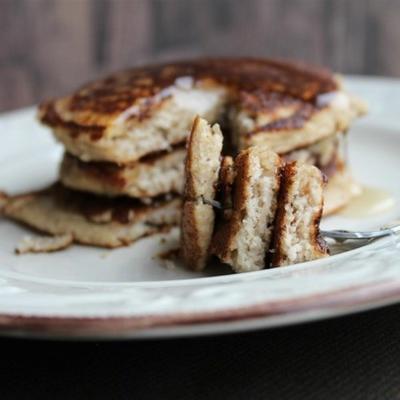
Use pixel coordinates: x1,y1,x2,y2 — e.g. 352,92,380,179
271,162,329,267
212,146,282,273
180,116,224,271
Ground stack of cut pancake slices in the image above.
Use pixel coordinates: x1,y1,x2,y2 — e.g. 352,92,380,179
1,58,367,272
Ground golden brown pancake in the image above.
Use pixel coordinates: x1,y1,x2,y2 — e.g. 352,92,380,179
39,58,366,164
3,185,181,248
282,131,345,178
60,145,186,198
230,87,365,153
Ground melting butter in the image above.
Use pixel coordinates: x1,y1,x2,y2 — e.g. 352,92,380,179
338,186,396,218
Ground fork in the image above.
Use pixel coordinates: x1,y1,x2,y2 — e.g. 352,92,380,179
204,198,400,243
321,223,400,242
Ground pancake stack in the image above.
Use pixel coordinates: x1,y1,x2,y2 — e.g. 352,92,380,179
4,58,366,251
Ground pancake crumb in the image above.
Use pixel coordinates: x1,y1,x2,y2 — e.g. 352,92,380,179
157,248,180,271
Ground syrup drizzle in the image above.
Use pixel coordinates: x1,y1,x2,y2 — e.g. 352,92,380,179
338,186,395,218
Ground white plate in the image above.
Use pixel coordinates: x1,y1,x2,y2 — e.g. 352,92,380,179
0,76,400,340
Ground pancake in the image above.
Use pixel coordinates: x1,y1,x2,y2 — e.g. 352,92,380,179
323,167,361,215
39,58,366,164
271,162,329,267
231,87,366,154
15,234,74,254
60,145,186,198
212,146,281,273
282,131,345,179
282,131,357,215
180,117,224,271
3,185,181,248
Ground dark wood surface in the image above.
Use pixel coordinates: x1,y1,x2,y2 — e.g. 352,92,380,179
2,303,400,399
0,0,399,112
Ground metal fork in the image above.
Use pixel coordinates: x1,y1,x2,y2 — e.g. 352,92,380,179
205,198,400,243
321,223,400,242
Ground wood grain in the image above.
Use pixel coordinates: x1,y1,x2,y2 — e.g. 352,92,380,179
0,0,399,112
